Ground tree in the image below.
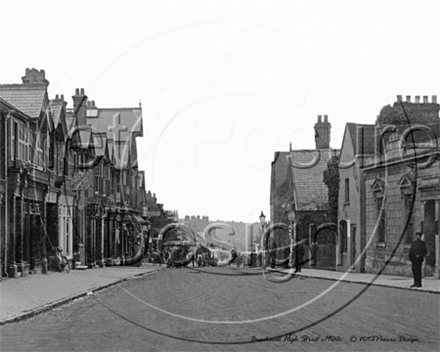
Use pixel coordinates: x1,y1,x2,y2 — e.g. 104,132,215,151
323,155,340,225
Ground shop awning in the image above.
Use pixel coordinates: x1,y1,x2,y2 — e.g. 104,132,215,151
130,212,147,225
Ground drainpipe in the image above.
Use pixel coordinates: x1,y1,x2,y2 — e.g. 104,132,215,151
2,111,9,277
3,112,11,277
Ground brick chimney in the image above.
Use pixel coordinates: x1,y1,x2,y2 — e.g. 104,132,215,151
72,88,88,126
314,115,331,149
21,68,49,86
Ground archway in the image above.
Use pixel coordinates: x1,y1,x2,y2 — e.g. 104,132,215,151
311,223,338,270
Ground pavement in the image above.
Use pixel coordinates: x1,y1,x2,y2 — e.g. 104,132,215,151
0,263,165,325
267,267,440,293
1,264,438,326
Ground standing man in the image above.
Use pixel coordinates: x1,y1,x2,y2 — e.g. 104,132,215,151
409,232,427,288
295,240,305,273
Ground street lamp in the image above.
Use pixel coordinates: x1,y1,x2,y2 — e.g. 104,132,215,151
260,211,275,269
259,211,266,225
258,211,269,268
287,208,297,271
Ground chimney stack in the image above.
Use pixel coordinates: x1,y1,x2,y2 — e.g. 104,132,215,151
21,68,49,86
72,88,88,126
406,95,411,102
397,95,402,102
415,96,420,103
314,115,331,149
423,96,428,103
432,95,437,104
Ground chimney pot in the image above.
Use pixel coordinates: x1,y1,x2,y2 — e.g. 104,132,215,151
432,95,437,104
75,88,80,95
61,94,64,100
423,96,428,103
80,88,85,95
92,101,95,107
55,94,59,100
415,96,420,103
318,115,322,123
406,95,411,102
87,101,91,107
324,115,328,123
397,95,402,102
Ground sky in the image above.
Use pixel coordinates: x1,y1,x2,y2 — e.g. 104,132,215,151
1,0,439,223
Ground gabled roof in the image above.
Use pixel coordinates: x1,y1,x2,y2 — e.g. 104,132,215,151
87,107,143,139
288,149,339,211
0,83,48,118
113,140,131,169
49,100,63,127
346,123,376,155
270,152,290,203
50,99,68,138
87,106,143,170
0,97,30,120
65,109,77,137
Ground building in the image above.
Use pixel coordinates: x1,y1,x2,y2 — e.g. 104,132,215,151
337,123,376,272
0,68,56,277
0,68,175,278
85,94,147,266
363,95,439,278
270,115,339,268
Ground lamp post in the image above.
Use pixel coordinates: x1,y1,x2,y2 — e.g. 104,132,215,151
259,211,267,268
287,208,297,271
260,211,274,268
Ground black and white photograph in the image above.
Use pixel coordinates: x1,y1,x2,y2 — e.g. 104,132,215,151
0,1,439,351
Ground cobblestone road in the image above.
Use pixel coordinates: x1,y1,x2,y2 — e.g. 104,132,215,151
1,267,439,352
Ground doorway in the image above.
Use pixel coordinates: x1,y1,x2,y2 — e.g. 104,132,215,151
423,200,437,276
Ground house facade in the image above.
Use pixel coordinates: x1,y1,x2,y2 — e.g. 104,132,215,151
363,96,439,278
0,69,55,277
270,115,339,269
0,68,174,278
337,123,375,272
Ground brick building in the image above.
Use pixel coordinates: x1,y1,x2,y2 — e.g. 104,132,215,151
0,68,175,278
0,69,55,277
270,115,339,268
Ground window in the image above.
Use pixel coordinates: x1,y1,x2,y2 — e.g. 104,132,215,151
28,129,35,164
35,134,44,167
340,221,347,253
11,120,29,162
48,133,55,169
345,178,350,204
404,194,414,244
376,196,385,243
11,121,17,160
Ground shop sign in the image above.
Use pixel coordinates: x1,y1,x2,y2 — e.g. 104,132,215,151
146,211,161,217
72,171,89,191
46,192,58,203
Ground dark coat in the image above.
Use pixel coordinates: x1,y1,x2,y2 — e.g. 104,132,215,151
409,239,427,262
